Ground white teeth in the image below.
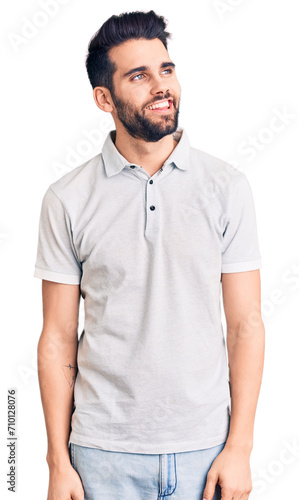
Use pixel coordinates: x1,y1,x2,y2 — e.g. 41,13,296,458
147,100,170,110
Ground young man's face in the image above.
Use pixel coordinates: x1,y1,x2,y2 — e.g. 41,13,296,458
108,38,181,142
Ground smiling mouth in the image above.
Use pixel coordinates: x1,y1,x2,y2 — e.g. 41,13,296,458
145,99,173,113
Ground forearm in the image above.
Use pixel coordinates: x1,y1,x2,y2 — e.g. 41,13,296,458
225,320,265,452
37,330,78,467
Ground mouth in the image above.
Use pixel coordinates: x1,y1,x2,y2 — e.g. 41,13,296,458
145,98,174,114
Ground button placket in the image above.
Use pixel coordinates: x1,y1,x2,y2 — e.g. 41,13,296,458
145,176,159,237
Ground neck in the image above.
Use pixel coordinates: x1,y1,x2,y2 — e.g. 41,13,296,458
113,122,178,176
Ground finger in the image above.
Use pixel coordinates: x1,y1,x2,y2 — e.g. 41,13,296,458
71,489,85,500
202,474,217,500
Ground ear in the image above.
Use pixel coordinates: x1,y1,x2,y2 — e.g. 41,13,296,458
93,86,115,113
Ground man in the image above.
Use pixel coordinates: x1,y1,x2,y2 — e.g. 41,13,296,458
34,10,265,500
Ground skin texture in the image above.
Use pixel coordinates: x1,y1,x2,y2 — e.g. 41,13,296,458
38,37,265,500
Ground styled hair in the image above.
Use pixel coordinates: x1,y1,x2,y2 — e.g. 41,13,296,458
85,10,171,92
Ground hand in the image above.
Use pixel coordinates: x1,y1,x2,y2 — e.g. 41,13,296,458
202,445,253,500
47,462,85,500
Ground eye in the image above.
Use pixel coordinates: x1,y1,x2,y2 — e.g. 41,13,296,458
131,73,144,81
162,68,173,75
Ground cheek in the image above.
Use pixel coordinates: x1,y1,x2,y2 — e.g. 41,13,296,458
173,78,181,97
119,83,148,104
118,82,146,103
133,85,149,101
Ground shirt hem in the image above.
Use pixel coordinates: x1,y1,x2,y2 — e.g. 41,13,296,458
34,267,81,284
221,258,262,273
68,430,230,454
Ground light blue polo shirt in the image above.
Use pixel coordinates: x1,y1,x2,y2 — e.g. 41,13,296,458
34,127,262,454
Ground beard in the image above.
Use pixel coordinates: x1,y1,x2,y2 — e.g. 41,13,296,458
110,88,180,143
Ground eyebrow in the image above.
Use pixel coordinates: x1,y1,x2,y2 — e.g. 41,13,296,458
122,61,176,78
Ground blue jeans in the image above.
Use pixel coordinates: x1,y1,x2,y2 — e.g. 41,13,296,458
69,441,226,499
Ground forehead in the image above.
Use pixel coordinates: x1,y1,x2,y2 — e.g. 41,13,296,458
109,38,171,75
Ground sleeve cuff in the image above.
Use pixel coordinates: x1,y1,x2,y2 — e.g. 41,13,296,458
34,267,81,284
221,258,262,273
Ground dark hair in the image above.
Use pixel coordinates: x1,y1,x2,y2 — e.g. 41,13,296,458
85,10,171,92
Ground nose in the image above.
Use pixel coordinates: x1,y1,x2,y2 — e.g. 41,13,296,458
149,75,170,96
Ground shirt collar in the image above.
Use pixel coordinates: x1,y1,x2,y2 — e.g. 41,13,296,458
102,126,191,177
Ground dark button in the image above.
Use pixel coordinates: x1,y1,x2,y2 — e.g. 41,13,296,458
130,165,135,169
150,205,155,211
149,179,153,184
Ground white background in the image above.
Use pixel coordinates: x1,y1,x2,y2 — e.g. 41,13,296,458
1,0,299,498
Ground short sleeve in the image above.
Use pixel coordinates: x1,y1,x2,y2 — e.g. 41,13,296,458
33,186,82,284
221,172,262,273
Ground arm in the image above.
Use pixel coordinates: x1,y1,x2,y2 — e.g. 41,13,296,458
223,269,265,452
37,280,84,499
203,269,265,500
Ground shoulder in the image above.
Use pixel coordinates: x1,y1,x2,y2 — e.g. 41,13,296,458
189,145,248,200
46,152,104,206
